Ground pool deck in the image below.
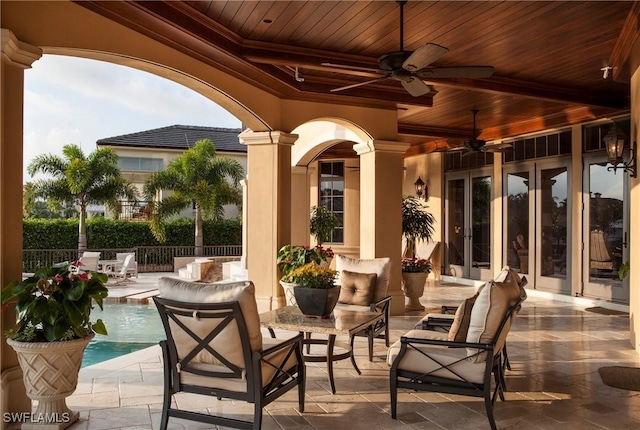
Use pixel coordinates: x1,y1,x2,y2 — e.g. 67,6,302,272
56,273,640,429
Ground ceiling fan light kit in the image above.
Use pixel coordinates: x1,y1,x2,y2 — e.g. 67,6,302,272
329,0,494,97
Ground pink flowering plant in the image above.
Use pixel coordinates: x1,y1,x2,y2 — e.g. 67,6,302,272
1,260,108,342
401,258,433,274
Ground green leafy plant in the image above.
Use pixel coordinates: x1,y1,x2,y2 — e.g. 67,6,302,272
282,263,337,289
276,244,333,278
310,205,340,245
619,260,630,280
401,258,433,273
402,196,435,258
1,261,109,342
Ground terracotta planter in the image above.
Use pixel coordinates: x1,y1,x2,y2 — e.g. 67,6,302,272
293,285,340,318
7,334,94,429
402,272,428,311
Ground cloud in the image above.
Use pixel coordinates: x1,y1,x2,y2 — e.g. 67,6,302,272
23,55,242,182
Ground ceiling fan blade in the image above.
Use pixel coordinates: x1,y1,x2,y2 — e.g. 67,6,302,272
417,66,495,79
400,77,433,97
402,43,449,72
482,142,513,152
321,62,383,73
330,76,390,93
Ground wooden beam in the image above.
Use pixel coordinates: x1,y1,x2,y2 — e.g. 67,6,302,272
609,1,640,82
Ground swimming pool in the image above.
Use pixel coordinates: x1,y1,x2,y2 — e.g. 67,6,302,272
82,302,164,368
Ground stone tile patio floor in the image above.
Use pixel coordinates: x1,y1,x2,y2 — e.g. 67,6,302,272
63,273,640,429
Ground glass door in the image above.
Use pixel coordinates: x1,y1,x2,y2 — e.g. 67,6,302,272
504,168,531,276
445,170,493,280
582,155,629,303
534,162,570,294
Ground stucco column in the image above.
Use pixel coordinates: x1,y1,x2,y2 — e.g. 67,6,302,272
239,130,297,311
1,29,42,427
290,165,311,246
355,140,410,316
629,59,640,354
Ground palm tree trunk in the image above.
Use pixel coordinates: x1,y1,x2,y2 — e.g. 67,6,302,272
78,205,88,254
195,205,203,257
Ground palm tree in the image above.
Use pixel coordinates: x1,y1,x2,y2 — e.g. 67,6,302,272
143,139,244,257
27,144,138,253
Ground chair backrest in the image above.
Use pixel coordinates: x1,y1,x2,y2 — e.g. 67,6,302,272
116,252,135,262
335,255,391,302
119,254,135,275
416,241,440,261
80,257,99,271
153,296,255,385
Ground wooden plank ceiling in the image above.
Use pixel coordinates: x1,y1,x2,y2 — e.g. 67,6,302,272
79,1,638,156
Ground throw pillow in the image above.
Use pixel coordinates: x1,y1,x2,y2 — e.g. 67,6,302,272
338,270,377,306
447,291,480,342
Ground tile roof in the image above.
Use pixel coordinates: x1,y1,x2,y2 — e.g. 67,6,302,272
97,125,246,153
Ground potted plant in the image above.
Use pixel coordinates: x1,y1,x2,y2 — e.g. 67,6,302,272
401,196,435,311
1,260,108,428
276,244,334,305
401,257,433,311
310,205,340,245
282,263,339,318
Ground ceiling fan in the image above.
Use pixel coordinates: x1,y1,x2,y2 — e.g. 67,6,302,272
324,0,494,97
444,109,512,154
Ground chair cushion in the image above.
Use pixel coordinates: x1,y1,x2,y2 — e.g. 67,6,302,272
335,255,391,302
387,330,486,384
180,336,299,393
158,278,262,368
338,270,377,306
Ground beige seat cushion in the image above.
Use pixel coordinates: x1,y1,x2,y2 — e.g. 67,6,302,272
335,255,391,302
180,336,299,393
338,270,377,306
387,330,486,384
158,278,262,369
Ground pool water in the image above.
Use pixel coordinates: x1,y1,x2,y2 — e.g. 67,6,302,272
82,302,164,368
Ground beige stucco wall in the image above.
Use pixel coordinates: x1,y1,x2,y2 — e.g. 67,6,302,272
630,59,640,354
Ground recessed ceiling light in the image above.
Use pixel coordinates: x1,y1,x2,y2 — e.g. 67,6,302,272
263,19,272,24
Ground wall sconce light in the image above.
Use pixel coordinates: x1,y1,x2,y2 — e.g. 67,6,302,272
603,123,637,177
414,176,428,200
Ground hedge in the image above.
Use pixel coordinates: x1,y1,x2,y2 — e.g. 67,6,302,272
23,218,242,249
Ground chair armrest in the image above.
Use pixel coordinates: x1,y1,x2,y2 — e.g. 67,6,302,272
370,295,392,313
258,332,304,358
441,305,458,314
421,317,454,330
400,335,493,352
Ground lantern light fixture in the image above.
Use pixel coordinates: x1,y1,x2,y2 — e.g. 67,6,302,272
603,123,636,177
414,176,428,200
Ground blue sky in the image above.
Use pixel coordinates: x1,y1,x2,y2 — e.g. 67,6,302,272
23,55,241,181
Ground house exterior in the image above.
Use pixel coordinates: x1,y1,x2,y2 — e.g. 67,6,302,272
3,1,640,416
96,125,246,220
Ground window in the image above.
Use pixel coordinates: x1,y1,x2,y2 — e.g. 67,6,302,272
583,118,630,153
503,130,571,163
118,157,163,172
319,161,344,243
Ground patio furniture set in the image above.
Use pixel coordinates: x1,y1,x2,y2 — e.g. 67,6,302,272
79,251,138,285
152,257,526,430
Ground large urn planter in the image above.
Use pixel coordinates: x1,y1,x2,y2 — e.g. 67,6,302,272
7,334,94,430
293,285,340,318
279,280,298,306
402,272,428,311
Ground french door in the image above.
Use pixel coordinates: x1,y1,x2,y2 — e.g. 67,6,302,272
503,159,571,294
445,169,493,280
582,155,629,303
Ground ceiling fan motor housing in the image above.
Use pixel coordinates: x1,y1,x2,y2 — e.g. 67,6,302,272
378,51,412,71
